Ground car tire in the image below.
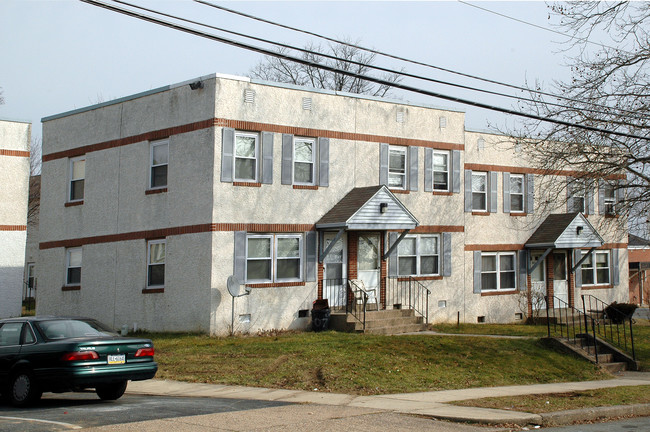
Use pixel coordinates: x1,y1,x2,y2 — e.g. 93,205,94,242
96,380,128,401
8,370,42,407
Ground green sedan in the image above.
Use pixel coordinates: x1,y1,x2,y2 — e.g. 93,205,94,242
0,316,158,407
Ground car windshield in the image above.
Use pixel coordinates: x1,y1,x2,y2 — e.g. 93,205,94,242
35,319,117,340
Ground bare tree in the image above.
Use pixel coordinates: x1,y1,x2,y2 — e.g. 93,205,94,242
0,87,4,105
504,2,650,234
249,41,402,97
27,137,42,222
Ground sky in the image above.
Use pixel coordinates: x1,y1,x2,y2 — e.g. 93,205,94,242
0,0,579,142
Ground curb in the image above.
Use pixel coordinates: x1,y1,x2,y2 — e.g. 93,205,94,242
540,403,650,427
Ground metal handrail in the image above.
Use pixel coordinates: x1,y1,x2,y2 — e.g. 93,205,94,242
409,277,431,324
347,279,368,331
545,295,599,363
582,294,636,361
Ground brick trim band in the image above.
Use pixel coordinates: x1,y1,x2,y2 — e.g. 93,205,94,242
42,117,464,162
0,225,27,231
464,163,626,180
410,225,464,233
465,244,526,251
0,149,30,158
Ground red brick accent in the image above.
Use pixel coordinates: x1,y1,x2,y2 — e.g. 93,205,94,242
0,149,30,158
317,262,324,299
410,225,464,233
380,234,387,309
581,285,613,290
465,244,526,251
509,213,529,217
481,290,518,296
432,191,453,196
547,254,555,308
142,288,164,294
348,232,358,280
233,182,262,187
568,253,575,308
390,189,410,194
293,185,319,190
526,273,533,317
471,212,490,216
62,285,81,291
246,282,306,288
145,188,167,195
464,163,626,180
65,200,84,207
0,225,27,231
398,276,442,282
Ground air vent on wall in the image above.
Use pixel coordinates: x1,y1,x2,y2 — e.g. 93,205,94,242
244,89,255,104
396,109,405,123
477,138,485,151
439,116,447,129
302,97,312,111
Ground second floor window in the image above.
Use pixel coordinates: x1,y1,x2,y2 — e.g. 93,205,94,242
388,146,407,189
69,157,85,202
150,140,168,189
433,150,449,191
235,132,259,182
603,183,616,215
472,172,487,211
294,138,315,185
509,174,524,212
568,180,586,213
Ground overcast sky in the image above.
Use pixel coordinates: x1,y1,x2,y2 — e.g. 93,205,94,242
0,1,579,141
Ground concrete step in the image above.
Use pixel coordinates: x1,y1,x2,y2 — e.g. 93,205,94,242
363,323,428,335
600,362,628,374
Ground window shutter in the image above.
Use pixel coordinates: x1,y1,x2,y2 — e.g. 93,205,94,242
464,170,472,212
518,250,528,291
305,231,317,282
525,173,534,214
281,134,293,185
408,146,418,191
261,132,274,184
379,143,389,186
220,128,235,183
318,137,329,187
611,249,619,286
442,233,452,277
489,171,498,213
566,177,573,212
503,172,511,214
388,232,398,277
616,180,624,207
233,231,246,282
574,249,582,289
473,251,482,293
424,148,433,192
452,150,461,193
586,185,595,215
598,180,605,215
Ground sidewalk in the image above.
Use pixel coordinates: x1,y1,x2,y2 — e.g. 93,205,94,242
127,371,650,427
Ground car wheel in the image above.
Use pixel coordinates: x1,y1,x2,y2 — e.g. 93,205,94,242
95,380,128,401
9,370,42,407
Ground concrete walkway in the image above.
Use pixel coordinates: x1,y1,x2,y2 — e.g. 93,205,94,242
127,371,650,427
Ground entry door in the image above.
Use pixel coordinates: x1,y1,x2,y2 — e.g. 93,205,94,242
553,251,568,308
357,233,381,306
323,232,347,307
530,252,546,311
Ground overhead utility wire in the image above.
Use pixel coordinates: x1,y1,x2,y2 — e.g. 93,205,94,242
112,0,615,118
80,0,649,141
193,0,649,121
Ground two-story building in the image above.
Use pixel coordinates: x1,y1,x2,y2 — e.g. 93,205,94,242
37,74,628,334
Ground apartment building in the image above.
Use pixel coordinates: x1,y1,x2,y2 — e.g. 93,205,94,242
37,74,628,334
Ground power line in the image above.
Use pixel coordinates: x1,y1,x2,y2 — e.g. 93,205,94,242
80,0,649,141
193,0,650,121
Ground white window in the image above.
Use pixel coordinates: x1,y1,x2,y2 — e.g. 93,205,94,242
603,183,616,215
581,251,610,285
26,263,35,290
66,248,82,286
481,252,516,291
293,137,315,185
69,156,85,202
147,240,166,288
234,132,259,182
150,140,168,189
510,174,524,213
433,150,449,191
388,146,407,189
472,172,487,211
397,235,440,276
246,234,302,283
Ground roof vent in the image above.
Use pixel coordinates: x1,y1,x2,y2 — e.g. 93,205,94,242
244,89,255,104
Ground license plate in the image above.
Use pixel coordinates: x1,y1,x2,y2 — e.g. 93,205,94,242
108,354,126,365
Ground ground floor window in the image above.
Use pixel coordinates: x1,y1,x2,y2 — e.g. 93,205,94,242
66,248,82,286
481,252,516,291
397,235,440,276
581,250,610,285
246,234,302,283
147,239,166,288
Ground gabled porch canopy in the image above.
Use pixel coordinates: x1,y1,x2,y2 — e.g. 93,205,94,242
525,212,604,273
315,185,419,262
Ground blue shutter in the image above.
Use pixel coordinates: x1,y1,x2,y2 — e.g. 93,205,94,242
305,231,317,282
452,150,461,193
611,249,619,286
464,170,473,212
261,132,274,184
526,173,534,214
503,172,511,214
518,250,528,291
379,143,389,186
281,134,293,185
574,249,582,289
489,171,498,213
442,233,452,277
388,232,398,277
473,251,482,293
318,137,329,187
220,128,235,182
234,231,246,282
424,148,433,192
408,146,418,191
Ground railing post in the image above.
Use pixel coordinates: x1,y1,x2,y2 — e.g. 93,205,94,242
545,296,551,338
630,318,636,361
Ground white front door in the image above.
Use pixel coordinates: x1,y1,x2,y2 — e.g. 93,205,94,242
553,251,568,309
530,252,546,311
323,232,347,307
357,233,381,306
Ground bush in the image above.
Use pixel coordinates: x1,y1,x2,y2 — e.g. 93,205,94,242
604,302,638,324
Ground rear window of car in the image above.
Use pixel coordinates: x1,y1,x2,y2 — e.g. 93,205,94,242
35,319,116,340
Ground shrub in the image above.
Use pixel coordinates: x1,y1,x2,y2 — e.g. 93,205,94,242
604,302,638,324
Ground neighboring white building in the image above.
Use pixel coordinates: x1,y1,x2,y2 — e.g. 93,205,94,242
0,119,31,318
37,74,628,334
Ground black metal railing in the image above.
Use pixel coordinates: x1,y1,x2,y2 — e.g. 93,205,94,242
582,294,636,361
22,280,36,313
545,295,600,363
385,276,430,324
347,279,368,330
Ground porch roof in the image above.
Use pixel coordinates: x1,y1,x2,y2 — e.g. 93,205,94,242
315,185,419,230
525,212,604,249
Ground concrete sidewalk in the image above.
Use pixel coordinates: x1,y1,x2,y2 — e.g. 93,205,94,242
127,371,650,427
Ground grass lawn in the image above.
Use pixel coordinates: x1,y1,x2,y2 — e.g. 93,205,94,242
145,330,608,396
451,385,650,413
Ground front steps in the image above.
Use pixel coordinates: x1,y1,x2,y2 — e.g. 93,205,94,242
550,334,639,373
329,309,427,335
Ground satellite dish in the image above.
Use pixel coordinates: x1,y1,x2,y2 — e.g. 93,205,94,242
227,275,243,297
